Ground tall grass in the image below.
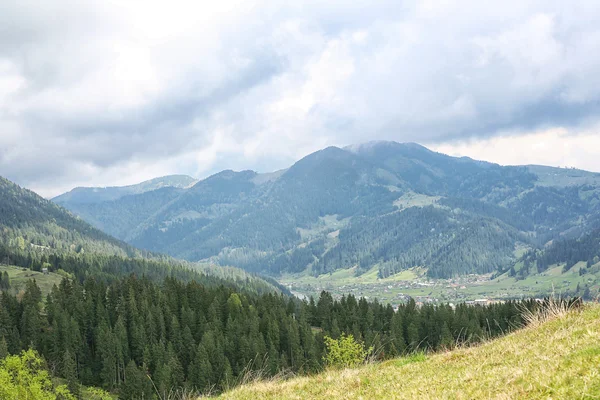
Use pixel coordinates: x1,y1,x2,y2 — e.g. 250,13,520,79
223,356,295,391
519,296,581,328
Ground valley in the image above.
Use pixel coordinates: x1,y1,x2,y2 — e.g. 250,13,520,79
52,141,600,302
2,144,599,399
281,261,599,304
4,3,600,398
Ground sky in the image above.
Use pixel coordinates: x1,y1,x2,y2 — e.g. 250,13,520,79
1,0,600,197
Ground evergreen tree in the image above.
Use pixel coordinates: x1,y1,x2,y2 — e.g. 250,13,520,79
120,360,153,400
0,336,8,359
62,349,79,397
390,313,406,355
97,323,117,389
0,262,536,396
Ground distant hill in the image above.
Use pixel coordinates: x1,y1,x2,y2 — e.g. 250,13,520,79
53,141,600,279
52,175,197,241
53,174,197,204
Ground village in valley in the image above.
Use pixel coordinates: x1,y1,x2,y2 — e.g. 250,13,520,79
281,264,591,307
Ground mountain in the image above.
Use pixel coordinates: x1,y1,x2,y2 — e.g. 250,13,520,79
53,141,600,279
53,174,197,204
52,175,197,241
0,175,140,257
0,175,285,295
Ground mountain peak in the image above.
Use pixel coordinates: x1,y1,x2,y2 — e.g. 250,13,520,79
345,140,431,154
285,146,359,177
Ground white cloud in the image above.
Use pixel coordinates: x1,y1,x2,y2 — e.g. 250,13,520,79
430,127,600,173
1,0,600,197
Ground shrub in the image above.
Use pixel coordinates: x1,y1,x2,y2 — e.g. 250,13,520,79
323,334,373,369
0,349,75,400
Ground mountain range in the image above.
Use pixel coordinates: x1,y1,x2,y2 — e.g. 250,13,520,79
53,141,600,279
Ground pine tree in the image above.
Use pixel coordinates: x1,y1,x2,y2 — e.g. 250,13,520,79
62,349,79,396
583,286,591,300
0,336,8,359
114,315,129,384
0,272,9,290
120,360,153,400
168,356,185,390
439,322,453,350
96,323,117,389
189,343,212,392
407,322,419,350
390,313,406,355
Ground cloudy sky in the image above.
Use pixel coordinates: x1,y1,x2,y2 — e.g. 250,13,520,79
2,0,600,197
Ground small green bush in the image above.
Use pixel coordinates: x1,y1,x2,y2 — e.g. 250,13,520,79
323,334,373,369
0,349,75,400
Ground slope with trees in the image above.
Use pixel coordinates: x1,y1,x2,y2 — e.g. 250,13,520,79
0,175,285,296
53,142,600,279
0,273,533,397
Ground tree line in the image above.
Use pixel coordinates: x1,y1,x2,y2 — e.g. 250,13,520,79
0,243,283,297
0,272,536,398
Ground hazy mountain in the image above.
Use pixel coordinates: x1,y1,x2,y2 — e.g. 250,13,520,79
52,175,197,240
54,141,600,278
53,174,197,204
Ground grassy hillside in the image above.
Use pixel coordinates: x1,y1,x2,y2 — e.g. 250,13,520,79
219,305,600,399
0,264,64,298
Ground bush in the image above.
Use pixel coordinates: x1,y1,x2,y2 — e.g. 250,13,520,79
0,349,75,400
323,334,373,369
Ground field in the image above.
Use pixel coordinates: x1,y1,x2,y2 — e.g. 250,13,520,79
219,304,600,399
0,264,65,298
280,261,599,304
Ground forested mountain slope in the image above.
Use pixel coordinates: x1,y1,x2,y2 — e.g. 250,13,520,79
52,175,197,240
501,226,600,300
0,175,284,295
54,142,600,279
0,176,140,258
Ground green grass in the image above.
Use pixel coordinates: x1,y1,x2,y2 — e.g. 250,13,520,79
296,214,350,241
0,264,64,298
393,191,442,210
528,165,600,187
280,261,599,303
218,304,600,399
282,266,424,287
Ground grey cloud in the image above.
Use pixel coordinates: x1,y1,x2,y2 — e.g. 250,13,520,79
2,0,600,196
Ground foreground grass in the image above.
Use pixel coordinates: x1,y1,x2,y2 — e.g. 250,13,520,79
219,305,600,399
